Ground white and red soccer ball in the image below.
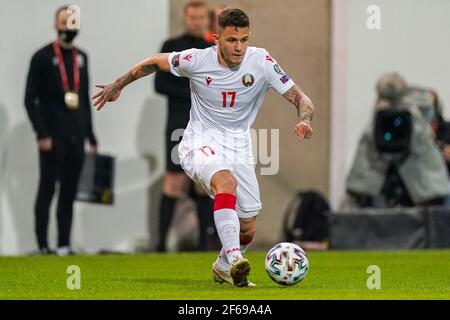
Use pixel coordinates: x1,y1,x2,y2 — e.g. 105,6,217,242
265,242,309,286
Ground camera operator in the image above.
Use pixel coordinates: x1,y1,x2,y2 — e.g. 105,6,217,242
346,73,448,208
428,91,450,205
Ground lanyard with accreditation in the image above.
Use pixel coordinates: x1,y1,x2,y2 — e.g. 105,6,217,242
53,40,80,110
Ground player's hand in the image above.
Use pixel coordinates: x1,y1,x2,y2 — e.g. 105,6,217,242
92,83,122,111
38,138,53,151
294,121,313,140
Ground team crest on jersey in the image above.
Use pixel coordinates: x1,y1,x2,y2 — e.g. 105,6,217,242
242,73,255,87
183,54,193,62
171,54,180,67
274,64,285,75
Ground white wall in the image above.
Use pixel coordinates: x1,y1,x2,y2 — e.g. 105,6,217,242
0,0,169,254
331,0,450,208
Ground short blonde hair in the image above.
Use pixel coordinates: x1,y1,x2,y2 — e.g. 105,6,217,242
184,1,208,13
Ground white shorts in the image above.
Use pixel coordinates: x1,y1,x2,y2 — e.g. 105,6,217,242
178,139,262,218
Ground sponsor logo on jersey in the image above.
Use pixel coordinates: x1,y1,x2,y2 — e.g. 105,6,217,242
183,53,193,62
274,64,285,75
265,55,275,63
280,74,290,84
205,76,213,85
172,54,180,67
242,73,255,87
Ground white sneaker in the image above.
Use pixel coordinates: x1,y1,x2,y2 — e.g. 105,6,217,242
230,259,256,287
212,262,234,285
56,246,72,256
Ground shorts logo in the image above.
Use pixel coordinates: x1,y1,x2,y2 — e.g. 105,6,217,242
200,146,215,156
242,73,255,87
172,54,180,67
274,64,285,75
183,53,193,62
280,74,290,84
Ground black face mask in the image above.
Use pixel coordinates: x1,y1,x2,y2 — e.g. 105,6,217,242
58,30,78,43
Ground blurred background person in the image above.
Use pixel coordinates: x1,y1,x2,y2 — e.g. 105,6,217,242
204,3,227,43
428,90,450,206
24,5,98,256
154,0,214,252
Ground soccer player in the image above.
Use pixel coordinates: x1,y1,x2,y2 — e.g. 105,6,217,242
92,8,314,287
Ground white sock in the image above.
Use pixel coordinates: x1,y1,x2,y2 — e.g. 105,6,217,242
213,193,242,264
215,247,231,272
215,238,252,272
240,243,250,254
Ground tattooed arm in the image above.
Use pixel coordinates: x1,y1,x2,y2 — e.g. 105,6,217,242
282,84,315,140
92,53,170,110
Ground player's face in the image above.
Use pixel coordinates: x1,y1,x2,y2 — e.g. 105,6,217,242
184,6,210,38
215,26,250,67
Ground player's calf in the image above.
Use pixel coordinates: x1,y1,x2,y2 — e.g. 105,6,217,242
239,216,257,254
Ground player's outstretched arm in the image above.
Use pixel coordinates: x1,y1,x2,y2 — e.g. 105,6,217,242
282,84,315,140
92,53,170,111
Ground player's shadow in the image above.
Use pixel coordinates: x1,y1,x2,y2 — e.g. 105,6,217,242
124,277,211,287
135,96,166,251
0,103,9,248
134,95,212,252
0,103,8,149
0,103,8,174
1,120,39,253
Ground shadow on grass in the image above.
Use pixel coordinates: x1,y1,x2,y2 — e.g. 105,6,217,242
114,277,291,292
115,277,211,287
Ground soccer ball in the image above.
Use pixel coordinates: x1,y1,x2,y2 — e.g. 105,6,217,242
265,242,309,286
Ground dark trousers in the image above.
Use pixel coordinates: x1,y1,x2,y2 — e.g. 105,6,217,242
157,184,215,252
34,139,84,249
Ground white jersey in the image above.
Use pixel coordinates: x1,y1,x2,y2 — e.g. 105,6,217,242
168,46,295,151
167,46,295,216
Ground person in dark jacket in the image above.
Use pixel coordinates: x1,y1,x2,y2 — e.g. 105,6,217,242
24,6,97,255
154,1,214,252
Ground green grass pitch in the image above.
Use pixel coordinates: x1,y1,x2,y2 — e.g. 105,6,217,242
1,250,449,299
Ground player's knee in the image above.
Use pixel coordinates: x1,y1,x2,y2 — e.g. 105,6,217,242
211,170,237,194
163,184,183,197
163,172,189,197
